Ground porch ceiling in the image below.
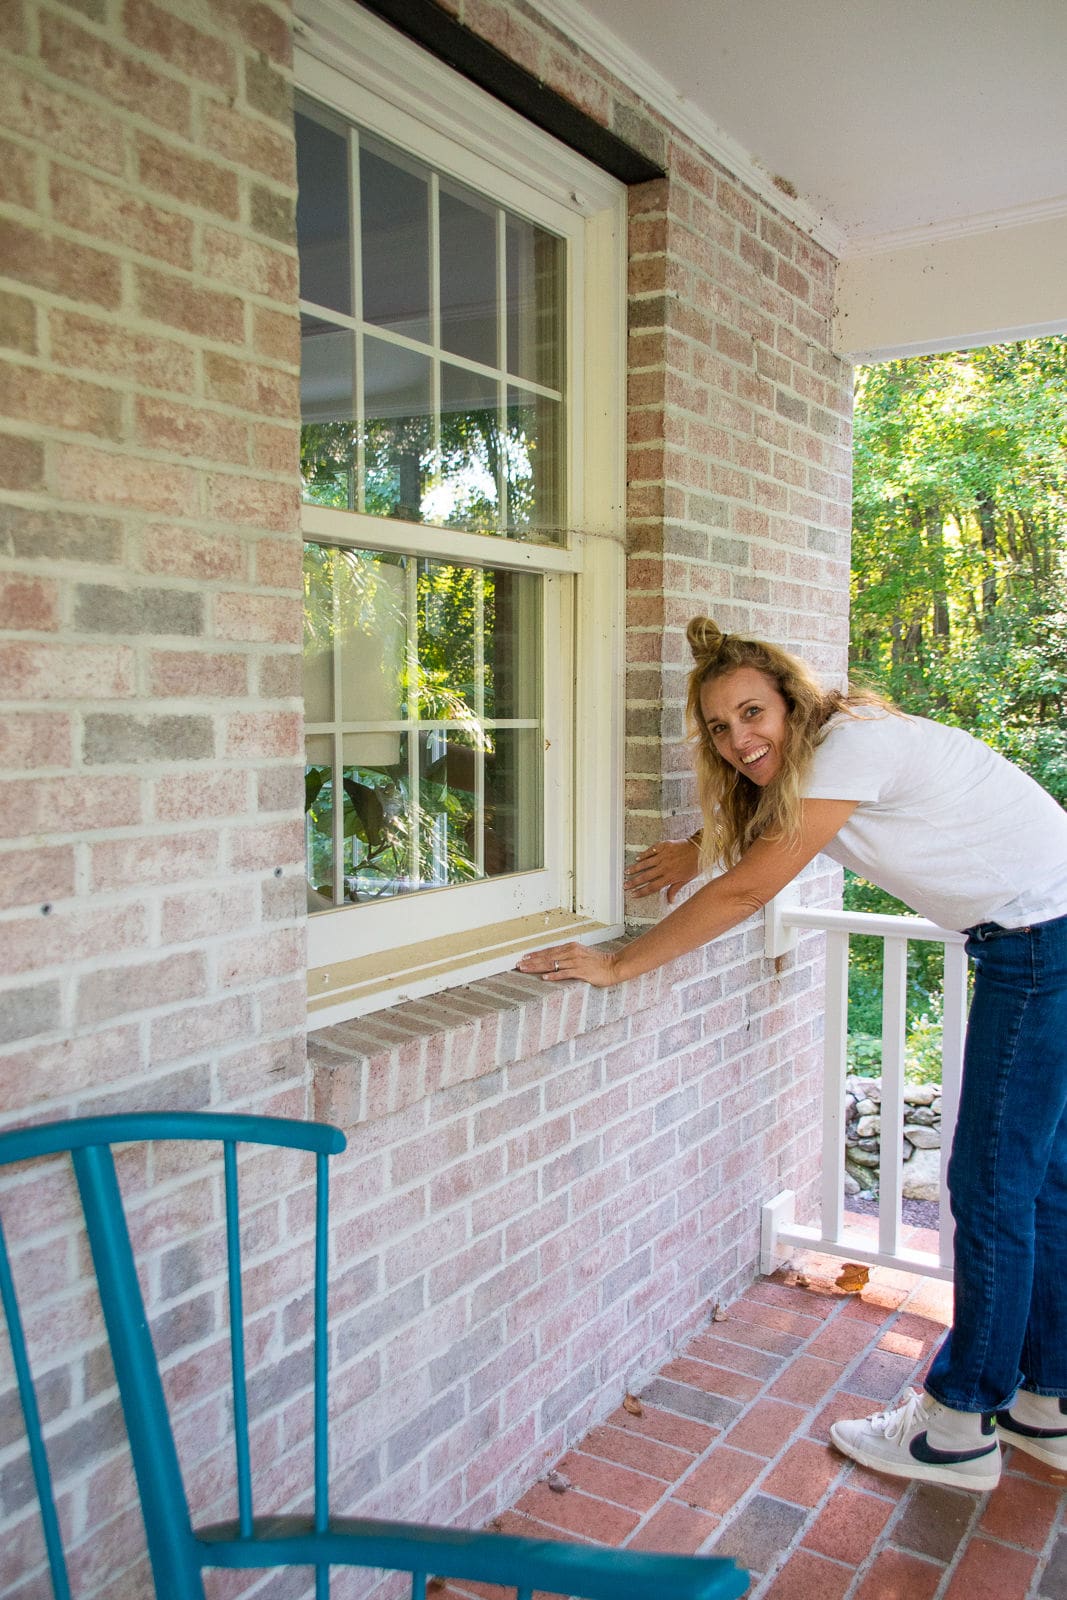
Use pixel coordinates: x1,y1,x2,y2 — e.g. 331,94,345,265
535,0,1067,359
537,0,1067,258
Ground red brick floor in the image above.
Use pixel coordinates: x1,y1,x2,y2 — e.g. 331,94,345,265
439,1221,1067,1600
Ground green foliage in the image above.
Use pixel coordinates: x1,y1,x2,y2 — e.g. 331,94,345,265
846,337,1067,1083
851,337,1067,800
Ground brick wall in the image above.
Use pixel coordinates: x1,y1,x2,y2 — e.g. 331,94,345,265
0,2,853,1594
0,0,307,1106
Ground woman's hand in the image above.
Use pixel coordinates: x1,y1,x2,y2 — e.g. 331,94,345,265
515,941,620,986
624,837,701,903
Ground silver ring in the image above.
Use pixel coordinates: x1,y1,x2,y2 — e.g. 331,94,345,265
554,960,559,972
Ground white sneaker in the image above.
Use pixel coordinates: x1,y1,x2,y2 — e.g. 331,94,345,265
996,1391,1067,1469
830,1388,1000,1490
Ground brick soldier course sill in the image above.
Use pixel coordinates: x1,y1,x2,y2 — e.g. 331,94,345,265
309,954,691,1128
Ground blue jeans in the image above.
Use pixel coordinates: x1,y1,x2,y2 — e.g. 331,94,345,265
925,913,1067,1412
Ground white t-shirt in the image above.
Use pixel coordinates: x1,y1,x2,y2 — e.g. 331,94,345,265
803,710,1067,931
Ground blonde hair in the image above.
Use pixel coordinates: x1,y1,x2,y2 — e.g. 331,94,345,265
685,617,890,867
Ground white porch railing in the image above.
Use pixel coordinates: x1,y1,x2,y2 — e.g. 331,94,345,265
760,898,969,1282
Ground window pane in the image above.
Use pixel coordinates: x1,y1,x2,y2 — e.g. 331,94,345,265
300,317,357,508
361,140,430,344
416,559,482,714
506,216,563,388
434,363,500,531
484,726,543,874
506,388,563,537
440,184,498,366
363,337,433,522
483,568,541,721
304,543,544,908
296,109,352,316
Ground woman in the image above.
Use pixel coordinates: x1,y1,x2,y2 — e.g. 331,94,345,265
517,617,1067,1490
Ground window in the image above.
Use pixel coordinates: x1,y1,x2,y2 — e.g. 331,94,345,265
296,1,625,1023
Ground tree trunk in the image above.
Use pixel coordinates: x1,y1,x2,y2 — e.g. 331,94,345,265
976,493,998,624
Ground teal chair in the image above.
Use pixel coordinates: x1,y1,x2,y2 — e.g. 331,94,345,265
0,1112,747,1600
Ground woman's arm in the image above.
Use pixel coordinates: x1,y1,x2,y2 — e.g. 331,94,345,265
516,798,856,986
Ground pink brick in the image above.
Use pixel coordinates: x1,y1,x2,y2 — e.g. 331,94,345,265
202,100,295,185
135,130,240,220
224,710,302,756
0,902,148,975
140,525,248,582
0,639,134,703
153,769,248,822
253,537,302,589
1,69,126,176
123,0,238,91
207,475,300,535
149,650,249,698
0,712,72,769
214,591,300,644
49,310,197,394
0,575,59,632
54,443,201,516
199,224,298,301
160,881,258,943
76,950,207,1024
0,844,76,911
134,396,249,463
0,775,141,837
149,995,255,1064
40,12,192,135
49,164,195,269
2,365,123,441
227,818,304,872
90,831,219,890
216,926,305,987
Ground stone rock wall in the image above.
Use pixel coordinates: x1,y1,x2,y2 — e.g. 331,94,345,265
844,1076,942,1201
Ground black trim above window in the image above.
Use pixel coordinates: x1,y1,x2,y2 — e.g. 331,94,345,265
353,0,665,185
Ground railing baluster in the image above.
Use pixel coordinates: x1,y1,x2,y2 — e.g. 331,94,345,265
762,900,967,1282
820,929,850,1244
938,939,968,1269
879,935,908,1260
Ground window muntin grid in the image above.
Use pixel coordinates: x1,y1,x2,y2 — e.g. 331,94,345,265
296,101,566,543
304,542,543,910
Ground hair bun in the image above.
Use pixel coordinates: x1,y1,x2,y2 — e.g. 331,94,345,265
686,616,726,661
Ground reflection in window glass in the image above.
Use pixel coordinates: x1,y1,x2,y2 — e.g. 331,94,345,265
304,544,543,907
295,106,568,543
440,185,498,366
363,337,433,522
300,317,358,509
433,364,500,531
360,141,430,344
506,216,562,388
506,388,562,538
296,110,352,316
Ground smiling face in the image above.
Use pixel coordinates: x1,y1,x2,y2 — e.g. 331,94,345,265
700,666,790,787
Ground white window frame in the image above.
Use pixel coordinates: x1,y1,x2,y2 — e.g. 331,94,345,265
296,0,626,1025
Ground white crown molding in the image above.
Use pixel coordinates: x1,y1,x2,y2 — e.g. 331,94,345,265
844,190,1067,260
529,0,850,258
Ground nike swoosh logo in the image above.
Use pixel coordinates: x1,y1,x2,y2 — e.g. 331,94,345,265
910,1431,998,1465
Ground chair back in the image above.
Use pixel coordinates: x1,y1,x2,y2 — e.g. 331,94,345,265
0,1112,343,1600
1,1112,747,1600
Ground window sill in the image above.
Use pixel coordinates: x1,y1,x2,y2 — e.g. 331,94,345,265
307,909,624,1027
308,940,682,1128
